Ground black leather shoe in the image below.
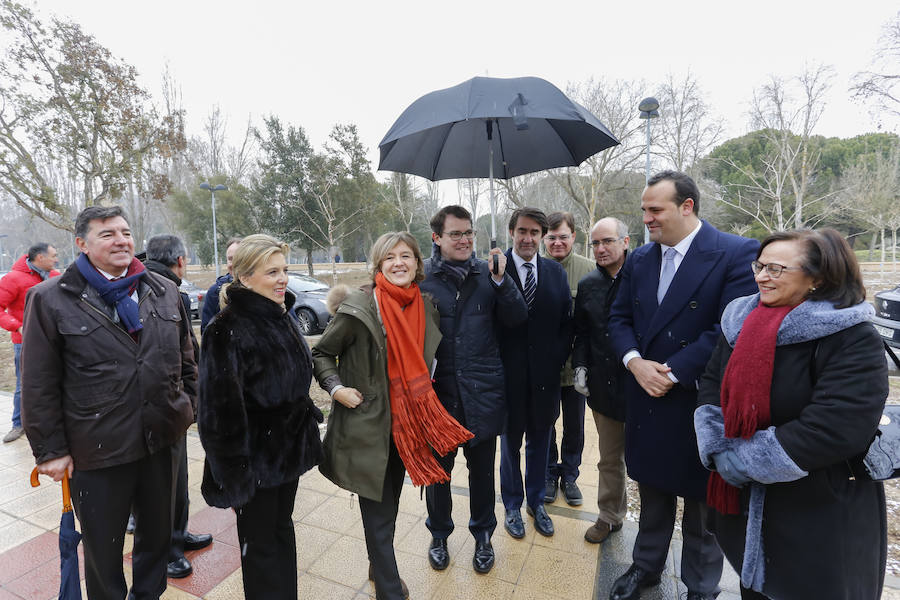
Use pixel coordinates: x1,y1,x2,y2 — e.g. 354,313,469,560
526,504,554,537
609,564,662,600
427,537,449,570
504,508,525,539
561,480,583,506
368,562,409,598
543,477,558,503
685,592,717,600
183,532,213,551
472,539,494,573
167,556,193,579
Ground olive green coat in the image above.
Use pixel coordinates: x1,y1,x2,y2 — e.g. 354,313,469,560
311,285,442,501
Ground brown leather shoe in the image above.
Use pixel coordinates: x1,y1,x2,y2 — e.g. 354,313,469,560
368,563,409,599
584,518,623,544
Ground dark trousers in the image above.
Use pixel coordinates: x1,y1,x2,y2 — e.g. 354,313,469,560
632,482,724,595
71,447,175,600
169,434,189,562
425,437,497,541
359,442,406,600
11,343,21,427
235,478,299,600
500,425,553,511
546,385,586,483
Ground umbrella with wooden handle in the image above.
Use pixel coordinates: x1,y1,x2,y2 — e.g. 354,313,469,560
31,466,83,600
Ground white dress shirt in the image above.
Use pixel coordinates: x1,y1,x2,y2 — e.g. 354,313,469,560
623,220,704,383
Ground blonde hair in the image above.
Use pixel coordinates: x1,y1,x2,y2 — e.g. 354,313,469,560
369,232,425,283
222,234,290,304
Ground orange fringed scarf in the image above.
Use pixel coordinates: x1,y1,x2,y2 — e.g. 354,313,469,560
374,272,474,486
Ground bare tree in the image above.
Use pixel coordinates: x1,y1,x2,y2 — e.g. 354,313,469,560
380,172,417,232
204,105,227,176
225,115,258,185
851,11,900,124
840,143,900,272
551,77,647,242
717,64,839,232
291,153,364,284
655,71,724,174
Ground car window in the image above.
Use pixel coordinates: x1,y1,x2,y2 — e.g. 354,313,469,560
287,276,329,292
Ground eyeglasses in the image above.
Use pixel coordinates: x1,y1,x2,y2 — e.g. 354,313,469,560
589,237,625,248
545,234,572,242
444,230,476,241
750,260,803,278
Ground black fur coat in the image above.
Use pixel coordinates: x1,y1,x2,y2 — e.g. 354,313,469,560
198,285,323,508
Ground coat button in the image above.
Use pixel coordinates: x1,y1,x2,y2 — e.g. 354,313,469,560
680,340,688,348
80,326,87,332
689,301,698,309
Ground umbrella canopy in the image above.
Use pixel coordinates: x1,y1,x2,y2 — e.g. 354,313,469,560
378,76,619,181
31,467,82,600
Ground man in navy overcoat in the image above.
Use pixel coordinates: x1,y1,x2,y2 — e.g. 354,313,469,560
498,207,573,540
607,171,759,600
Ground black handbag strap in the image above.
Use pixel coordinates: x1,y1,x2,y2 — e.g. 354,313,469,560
885,341,900,370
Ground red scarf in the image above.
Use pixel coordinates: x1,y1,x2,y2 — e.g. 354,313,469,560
374,272,474,486
708,302,794,515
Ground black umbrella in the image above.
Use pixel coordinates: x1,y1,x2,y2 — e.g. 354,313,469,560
379,75,620,265
31,467,82,599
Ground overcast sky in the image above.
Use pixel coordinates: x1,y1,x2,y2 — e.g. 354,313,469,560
10,0,900,182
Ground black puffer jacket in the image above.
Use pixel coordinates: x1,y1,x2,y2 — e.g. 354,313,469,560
198,286,323,508
420,253,528,445
572,264,625,421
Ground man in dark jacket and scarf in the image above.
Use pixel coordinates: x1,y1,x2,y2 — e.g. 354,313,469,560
22,206,196,600
144,235,212,579
420,205,528,575
200,237,242,333
572,217,630,544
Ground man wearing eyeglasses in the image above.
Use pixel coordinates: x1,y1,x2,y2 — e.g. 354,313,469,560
607,171,758,600
572,217,630,545
420,205,528,575
541,211,595,508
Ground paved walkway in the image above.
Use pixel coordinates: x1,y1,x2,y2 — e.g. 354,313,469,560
0,391,896,599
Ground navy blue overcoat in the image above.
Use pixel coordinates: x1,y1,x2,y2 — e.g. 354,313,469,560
608,222,758,499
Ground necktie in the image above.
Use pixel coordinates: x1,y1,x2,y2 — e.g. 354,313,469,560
657,247,677,305
522,262,536,309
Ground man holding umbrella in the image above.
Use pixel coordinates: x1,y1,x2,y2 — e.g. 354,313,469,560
421,205,528,574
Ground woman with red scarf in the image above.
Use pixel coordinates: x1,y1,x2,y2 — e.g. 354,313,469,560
695,229,888,599
312,232,473,599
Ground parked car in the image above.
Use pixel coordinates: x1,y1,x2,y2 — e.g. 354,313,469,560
286,275,331,335
179,279,205,320
874,285,900,349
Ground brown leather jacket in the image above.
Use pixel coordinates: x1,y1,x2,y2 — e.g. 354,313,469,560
20,263,196,471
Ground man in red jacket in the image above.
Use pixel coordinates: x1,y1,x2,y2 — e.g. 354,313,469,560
0,243,59,442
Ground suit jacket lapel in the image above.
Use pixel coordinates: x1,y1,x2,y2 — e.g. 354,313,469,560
645,223,723,344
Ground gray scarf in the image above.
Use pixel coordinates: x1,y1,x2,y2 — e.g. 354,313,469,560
721,293,874,347
26,258,52,281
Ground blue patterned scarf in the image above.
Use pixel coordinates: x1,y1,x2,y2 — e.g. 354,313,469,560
75,253,146,334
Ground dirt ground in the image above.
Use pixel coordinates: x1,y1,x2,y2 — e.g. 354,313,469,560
1,262,898,574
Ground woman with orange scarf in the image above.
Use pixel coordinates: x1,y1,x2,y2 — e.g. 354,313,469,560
312,232,473,599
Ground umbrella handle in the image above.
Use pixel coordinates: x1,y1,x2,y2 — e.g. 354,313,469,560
30,466,74,513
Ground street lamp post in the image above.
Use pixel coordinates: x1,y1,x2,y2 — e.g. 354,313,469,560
199,183,228,277
638,97,660,245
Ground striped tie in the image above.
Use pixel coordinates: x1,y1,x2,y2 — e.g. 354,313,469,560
523,262,536,308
